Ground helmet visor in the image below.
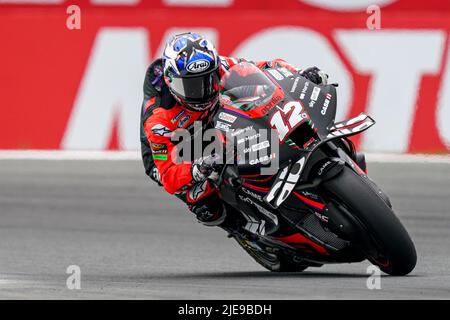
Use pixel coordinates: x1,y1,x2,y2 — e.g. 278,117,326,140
170,69,220,103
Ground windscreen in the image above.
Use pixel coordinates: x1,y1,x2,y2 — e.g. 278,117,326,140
219,62,276,111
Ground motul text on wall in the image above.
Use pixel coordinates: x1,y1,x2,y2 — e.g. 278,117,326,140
0,0,449,152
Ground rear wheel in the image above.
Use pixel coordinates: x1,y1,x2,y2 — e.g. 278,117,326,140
321,166,417,276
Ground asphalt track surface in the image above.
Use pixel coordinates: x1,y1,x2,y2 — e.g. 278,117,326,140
0,159,449,299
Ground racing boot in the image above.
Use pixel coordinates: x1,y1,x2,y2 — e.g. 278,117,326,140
190,200,226,227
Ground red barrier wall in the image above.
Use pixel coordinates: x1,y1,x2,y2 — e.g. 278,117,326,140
1,0,449,152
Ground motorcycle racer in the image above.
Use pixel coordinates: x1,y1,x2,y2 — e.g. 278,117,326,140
140,32,329,226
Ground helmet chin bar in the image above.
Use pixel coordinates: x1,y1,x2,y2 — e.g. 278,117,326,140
172,91,219,113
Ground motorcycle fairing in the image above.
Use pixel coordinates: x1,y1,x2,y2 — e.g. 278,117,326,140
327,113,375,139
275,74,337,138
262,113,375,208
264,157,306,209
215,63,375,208
235,184,280,235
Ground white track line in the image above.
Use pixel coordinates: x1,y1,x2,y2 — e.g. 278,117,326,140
366,153,450,164
0,151,140,160
0,151,449,163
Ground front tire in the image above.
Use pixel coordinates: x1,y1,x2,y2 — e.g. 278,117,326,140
322,166,417,276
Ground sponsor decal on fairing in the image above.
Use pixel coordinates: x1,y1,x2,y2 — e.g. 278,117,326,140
238,194,278,226
218,112,237,123
278,67,294,78
299,81,309,99
266,69,284,81
321,94,332,115
215,121,231,132
290,77,300,93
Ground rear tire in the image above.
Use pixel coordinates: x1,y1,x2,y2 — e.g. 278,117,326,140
322,166,417,276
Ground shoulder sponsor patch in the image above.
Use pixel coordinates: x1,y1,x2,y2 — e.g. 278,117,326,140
171,110,185,124
151,124,172,137
177,115,191,128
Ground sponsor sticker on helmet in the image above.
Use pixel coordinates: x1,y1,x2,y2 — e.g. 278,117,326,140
187,59,210,73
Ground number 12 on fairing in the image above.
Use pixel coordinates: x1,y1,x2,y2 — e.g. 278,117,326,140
269,101,308,142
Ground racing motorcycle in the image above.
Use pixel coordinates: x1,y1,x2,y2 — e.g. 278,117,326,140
208,62,416,276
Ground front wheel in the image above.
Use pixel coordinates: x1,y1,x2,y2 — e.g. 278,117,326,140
321,166,417,276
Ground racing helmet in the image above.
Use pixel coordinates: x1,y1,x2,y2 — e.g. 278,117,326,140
163,32,220,112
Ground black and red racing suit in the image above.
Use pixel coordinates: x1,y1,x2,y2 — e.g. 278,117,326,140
140,57,300,210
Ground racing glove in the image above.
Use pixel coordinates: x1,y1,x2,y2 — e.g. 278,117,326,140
300,66,329,85
191,154,223,183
